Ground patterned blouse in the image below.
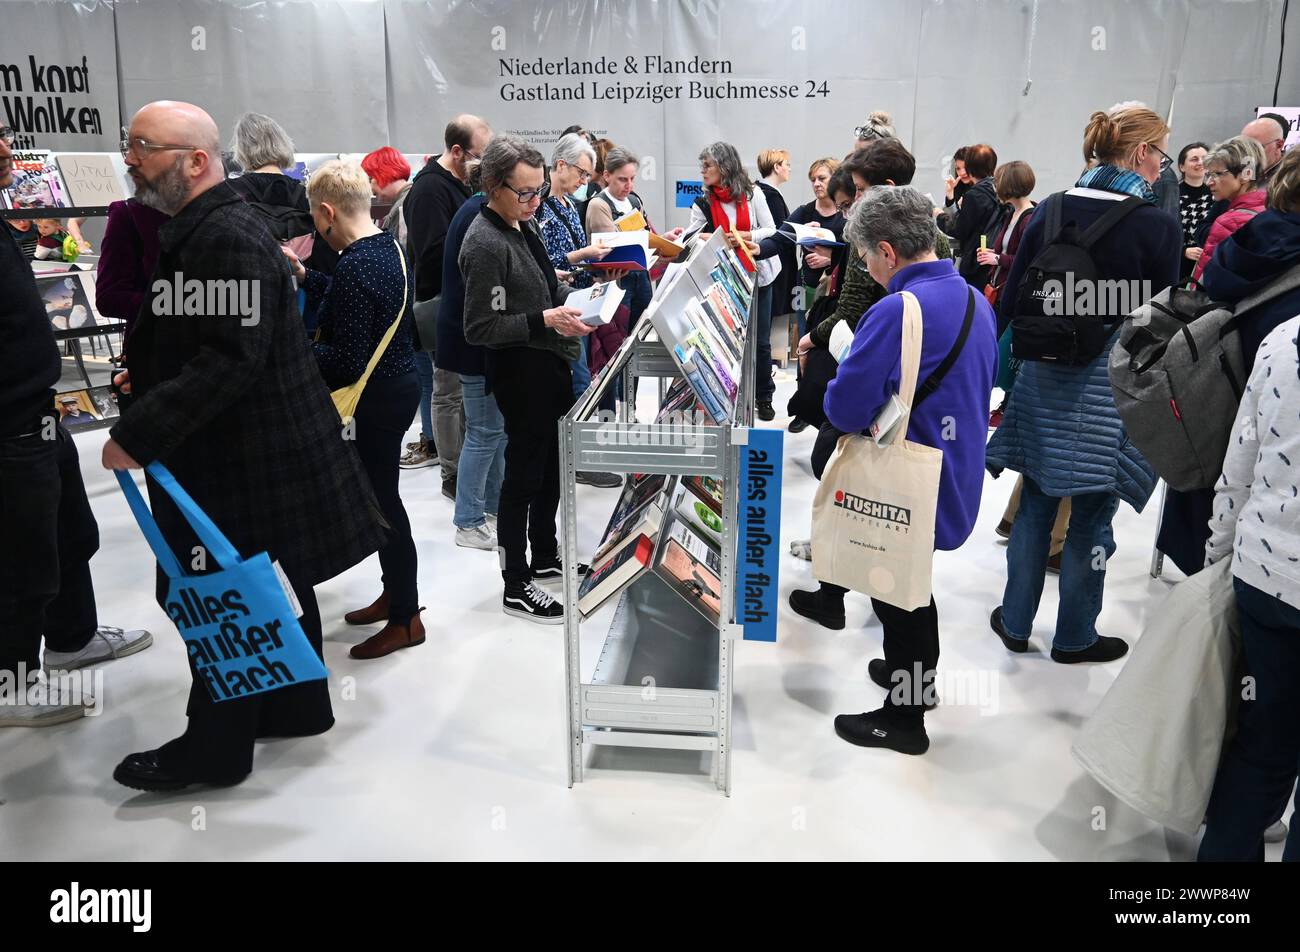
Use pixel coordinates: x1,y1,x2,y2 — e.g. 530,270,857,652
537,194,593,289
1179,181,1213,248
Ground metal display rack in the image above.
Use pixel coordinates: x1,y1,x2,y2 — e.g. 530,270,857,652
560,231,757,795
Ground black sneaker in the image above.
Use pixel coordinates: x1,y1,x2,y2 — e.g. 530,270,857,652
788,416,810,433
503,581,564,624
1051,635,1129,664
441,476,457,501
789,587,845,630
833,708,929,755
532,558,590,582
576,471,623,488
868,659,937,710
757,401,776,421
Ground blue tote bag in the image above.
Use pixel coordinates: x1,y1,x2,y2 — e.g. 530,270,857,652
116,463,329,703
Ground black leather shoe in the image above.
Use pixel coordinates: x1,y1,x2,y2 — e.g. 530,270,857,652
1051,635,1129,665
757,401,776,421
788,416,810,433
789,587,846,630
112,750,247,793
868,659,937,710
990,607,1030,653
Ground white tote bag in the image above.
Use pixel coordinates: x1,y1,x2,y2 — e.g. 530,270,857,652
1071,558,1241,835
810,291,941,611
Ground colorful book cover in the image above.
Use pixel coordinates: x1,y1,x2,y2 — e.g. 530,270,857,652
578,534,656,616
675,492,723,547
2,151,69,209
683,328,738,401
683,474,724,515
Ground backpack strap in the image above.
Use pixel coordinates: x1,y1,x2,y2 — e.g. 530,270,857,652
914,288,976,409
1042,191,1066,245
1077,195,1146,251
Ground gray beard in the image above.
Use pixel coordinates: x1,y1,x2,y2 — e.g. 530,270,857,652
132,156,189,215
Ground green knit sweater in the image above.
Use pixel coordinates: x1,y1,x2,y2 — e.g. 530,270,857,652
809,231,953,349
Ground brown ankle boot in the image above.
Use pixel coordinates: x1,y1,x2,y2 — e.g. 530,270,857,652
349,610,426,660
344,592,390,626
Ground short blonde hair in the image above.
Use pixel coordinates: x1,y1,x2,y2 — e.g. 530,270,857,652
757,148,789,177
1205,136,1267,189
808,157,840,180
306,160,373,215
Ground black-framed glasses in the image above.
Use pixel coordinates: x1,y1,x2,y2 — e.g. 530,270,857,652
120,128,199,160
835,200,854,214
1151,143,1174,172
854,124,886,141
500,179,548,203
0,126,14,146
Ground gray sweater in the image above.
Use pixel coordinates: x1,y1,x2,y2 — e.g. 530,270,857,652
460,205,578,363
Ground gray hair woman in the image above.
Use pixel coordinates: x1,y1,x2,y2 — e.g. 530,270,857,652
1193,135,1268,283
541,133,609,279
225,111,316,245
230,112,296,173
460,134,593,623
687,140,784,418
791,184,997,756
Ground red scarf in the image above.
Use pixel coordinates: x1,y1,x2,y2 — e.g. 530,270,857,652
707,186,751,233
708,186,754,271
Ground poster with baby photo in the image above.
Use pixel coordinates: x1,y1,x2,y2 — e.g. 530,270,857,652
34,271,100,337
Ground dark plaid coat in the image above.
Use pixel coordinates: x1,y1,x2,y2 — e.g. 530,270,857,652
111,182,387,586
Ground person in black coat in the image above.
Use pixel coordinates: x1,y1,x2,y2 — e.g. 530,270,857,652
105,102,387,791
1157,150,1300,574
225,112,338,331
946,144,1005,288
756,148,796,320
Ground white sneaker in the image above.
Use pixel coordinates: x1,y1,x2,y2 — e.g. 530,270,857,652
455,523,498,551
0,675,96,728
43,626,153,673
790,538,812,561
1265,819,1289,843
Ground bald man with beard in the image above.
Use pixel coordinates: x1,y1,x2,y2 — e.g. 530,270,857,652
105,101,387,792
1243,114,1291,183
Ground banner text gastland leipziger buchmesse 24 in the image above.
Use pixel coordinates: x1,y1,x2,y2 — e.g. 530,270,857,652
498,55,831,104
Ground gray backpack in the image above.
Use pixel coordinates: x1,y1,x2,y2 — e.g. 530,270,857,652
1110,266,1300,491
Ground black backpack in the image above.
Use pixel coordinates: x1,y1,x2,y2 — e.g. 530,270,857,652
1010,191,1145,366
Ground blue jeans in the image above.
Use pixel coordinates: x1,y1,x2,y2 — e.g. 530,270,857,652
1199,578,1300,862
413,350,434,441
454,374,506,529
1000,476,1119,651
570,337,591,402
755,282,775,402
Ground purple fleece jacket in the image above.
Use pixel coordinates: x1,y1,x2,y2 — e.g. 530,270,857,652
824,257,997,551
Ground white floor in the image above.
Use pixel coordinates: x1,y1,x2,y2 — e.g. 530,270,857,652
0,369,1289,861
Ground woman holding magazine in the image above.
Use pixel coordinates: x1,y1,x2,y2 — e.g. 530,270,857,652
789,185,997,756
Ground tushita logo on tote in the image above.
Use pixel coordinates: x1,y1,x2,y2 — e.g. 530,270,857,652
833,489,911,530
49,882,151,932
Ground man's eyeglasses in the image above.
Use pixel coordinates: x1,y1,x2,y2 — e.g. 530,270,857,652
0,126,15,146
120,128,199,160
501,180,549,203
